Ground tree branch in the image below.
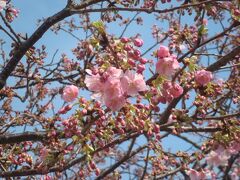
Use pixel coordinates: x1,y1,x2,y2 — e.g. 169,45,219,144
0,132,140,177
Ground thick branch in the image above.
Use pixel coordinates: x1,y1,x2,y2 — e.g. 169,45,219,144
206,46,240,72
0,131,62,144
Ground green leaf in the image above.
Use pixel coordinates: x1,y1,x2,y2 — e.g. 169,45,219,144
198,25,208,35
92,21,105,34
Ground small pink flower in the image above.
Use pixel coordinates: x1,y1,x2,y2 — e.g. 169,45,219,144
62,85,79,102
139,58,148,64
103,78,124,99
195,69,213,86
39,147,49,161
102,78,126,111
156,56,179,77
121,70,147,96
104,95,126,111
157,45,170,58
206,147,230,166
8,7,19,17
169,83,183,98
0,0,6,11
134,38,144,47
104,67,123,79
228,141,240,155
186,169,206,180
84,73,103,92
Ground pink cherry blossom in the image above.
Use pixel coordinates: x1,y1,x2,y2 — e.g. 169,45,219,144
104,66,123,79
133,38,144,47
156,56,179,77
157,45,170,58
186,169,206,180
169,83,183,98
227,141,240,155
8,7,19,17
103,78,124,99
104,95,126,111
195,69,213,86
62,85,79,102
84,73,103,92
103,78,125,111
0,0,6,11
206,147,230,166
121,70,147,96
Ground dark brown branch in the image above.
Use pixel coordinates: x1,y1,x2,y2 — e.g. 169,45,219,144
206,46,240,72
223,153,240,180
161,126,223,133
0,131,63,144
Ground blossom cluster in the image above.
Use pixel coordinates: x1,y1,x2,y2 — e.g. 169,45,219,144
156,45,179,77
61,44,213,112
0,0,19,22
84,67,147,111
0,0,6,11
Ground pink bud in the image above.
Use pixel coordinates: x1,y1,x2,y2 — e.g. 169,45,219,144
139,58,148,64
137,64,145,74
121,37,129,43
134,38,144,47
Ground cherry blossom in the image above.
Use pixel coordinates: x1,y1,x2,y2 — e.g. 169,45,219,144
169,83,183,98
156,55,179,77
121,70,147,96
186,169,206,180
157,45,170,58
206,146,230,166
0,0,6,11
195,69,213,86
62,85,79,102
84,73,103,92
